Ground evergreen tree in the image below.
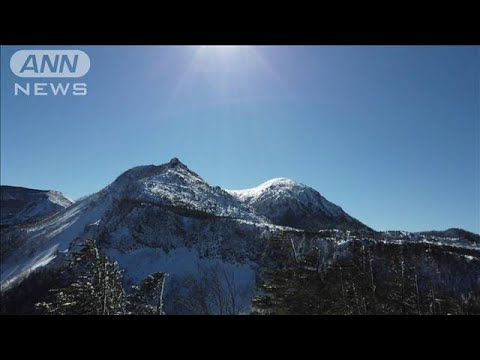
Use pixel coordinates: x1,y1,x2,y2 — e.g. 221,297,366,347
127,272,167,315
36,239,126,315
253,234,326,315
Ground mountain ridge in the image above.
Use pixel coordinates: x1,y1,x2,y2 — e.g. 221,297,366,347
0,185,74,226
1,158,478,314
227,176,370,232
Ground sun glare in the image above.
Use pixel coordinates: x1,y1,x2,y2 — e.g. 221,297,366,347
197,45,242,59
169,45,282,104
201,45,239,52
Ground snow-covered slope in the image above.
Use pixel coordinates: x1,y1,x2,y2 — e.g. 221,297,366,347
227,178,369,231
2,158,477,314
104,157,266,223
0,158,275,307
416,228,480,244
0,185,74,226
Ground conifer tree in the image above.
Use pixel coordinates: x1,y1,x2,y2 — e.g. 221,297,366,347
127,272,167,315
36,239,126,315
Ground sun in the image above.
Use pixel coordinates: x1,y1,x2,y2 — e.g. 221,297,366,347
198,45,242,58
169,45,282,103
201,45,239,51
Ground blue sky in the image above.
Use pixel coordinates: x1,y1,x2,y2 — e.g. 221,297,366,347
1,45,479,233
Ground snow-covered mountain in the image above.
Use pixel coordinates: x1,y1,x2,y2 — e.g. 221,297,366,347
416,228,480,244
0,158,278,312
0,185,74,226
227,178,369,231
1,158,478,314
104,157,265,223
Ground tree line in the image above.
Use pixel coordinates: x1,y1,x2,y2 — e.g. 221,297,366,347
1,239,167,315
252,238,480,315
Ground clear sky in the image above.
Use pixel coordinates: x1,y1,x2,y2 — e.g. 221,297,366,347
1,45,479,233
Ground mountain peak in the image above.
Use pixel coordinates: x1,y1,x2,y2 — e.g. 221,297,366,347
227,177,303,201
168,157,182,167
113,158,194,186
227,177,369,231
259,178,299,188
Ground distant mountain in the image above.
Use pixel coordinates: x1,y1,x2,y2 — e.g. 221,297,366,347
0,185,74,226
227,178,370,231
416,228,480,244
1,159,478,314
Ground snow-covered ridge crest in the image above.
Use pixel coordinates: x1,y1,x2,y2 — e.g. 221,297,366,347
227,176,344,218
227,177,368,231
228,177,303,202
46,190,75,208
103,157,264,222
0,185,74,226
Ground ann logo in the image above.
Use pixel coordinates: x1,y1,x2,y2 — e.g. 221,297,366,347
20,54,79,75
10,50,90,78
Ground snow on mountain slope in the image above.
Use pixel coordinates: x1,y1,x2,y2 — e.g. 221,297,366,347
3,158,477,314
416,228,480,245
106,246,257,314
0,190,113,290
227,178,370,231
0,158,272,294
104,157,266,222
0,185,74,226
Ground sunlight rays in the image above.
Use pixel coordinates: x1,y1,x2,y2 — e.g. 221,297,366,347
169,46,285,105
